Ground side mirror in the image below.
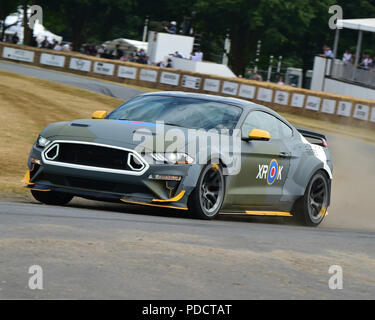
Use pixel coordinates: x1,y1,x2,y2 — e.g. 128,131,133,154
92,110,107,119
243,129,271,142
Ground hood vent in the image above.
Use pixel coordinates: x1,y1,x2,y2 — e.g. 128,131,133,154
71,123,89,127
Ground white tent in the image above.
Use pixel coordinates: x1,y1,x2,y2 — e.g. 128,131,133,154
337,18,375,33
3,8,62,44
333,18,375,69
102,38,148,52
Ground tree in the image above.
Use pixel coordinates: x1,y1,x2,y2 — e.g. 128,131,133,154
260,0,336,85
194,0,338,79
38,0,133,51
195,0,269,76
22,0,34,46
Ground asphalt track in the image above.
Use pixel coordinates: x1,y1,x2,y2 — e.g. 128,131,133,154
0,60,374,299
0,60,145,100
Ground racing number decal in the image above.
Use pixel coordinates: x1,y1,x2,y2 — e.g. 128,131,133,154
267,159,279,185
256,159,283,184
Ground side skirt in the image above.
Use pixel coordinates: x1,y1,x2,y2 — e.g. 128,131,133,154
220,210,293,217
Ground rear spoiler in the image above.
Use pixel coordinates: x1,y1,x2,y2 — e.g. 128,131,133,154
296,127,327,147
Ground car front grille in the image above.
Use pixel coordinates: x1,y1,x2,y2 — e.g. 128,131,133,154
42,141,147,174
41,174,149,194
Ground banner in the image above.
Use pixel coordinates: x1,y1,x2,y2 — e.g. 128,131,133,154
238,84,256,99
203,79,220,92
139,69,158,82
305,96,321,111
353,104,369,121
93,61,115,76
69,58,91,72
371,107,375,123
160,72,180,86
2,47,34,62
181,75,201,89
291,93,305,108
257,88,273,102
274,90,289,105
336,101,352,117
40,53,65,67
321,99,336,114
118,66,137,79
222,81,239,96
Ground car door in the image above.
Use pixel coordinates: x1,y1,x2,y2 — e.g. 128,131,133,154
227,110,291,209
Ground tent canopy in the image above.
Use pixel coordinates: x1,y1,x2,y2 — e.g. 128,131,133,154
331,18,375,81
337,18,375,33
102,38,148,52
3,9,62,43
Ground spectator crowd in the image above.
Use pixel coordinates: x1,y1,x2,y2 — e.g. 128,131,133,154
82,43,153,65
2,30,206,71
321,44,375,71
1,33,71,52
81,42,204,70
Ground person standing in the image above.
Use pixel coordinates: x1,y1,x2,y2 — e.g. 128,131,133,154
30,36,38,47
320,45,334,59
40,36,50,49
164,21,177,34
11,33,19,44
97,45,105,58
277,76,285,85
53,42,62,51
342,50,352,65
113,44,124,59
194,48,203,62
166,58,173,68
359,54,373,70
62,43,71,51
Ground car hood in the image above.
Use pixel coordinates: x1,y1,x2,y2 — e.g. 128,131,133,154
43,119,190,152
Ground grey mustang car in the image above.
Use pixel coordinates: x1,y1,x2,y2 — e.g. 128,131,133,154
24,92,332,226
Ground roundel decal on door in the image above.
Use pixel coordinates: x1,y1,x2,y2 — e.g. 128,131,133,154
267,159,279,185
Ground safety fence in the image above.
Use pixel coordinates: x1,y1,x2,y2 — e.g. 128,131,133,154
331,60,375,90
1,42,375,128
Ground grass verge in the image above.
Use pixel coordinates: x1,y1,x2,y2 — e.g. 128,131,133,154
0,70,122,200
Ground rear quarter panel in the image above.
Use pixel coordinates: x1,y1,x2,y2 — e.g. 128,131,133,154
281,132,332,209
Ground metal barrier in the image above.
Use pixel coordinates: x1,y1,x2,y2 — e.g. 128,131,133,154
331,59,375,88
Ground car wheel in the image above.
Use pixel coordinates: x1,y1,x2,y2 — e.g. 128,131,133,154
31,190,73,206
294,171,329,226
188,164,225,220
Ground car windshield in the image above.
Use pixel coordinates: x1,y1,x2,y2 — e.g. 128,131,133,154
107,95,242,130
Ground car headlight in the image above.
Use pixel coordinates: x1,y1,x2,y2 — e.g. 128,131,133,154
36,136,51,148
152,152,194,164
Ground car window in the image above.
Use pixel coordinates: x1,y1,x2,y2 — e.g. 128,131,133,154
241,111,281,139
279,121,293,138
107,95,242,131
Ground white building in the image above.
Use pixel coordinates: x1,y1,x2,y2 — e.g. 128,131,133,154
147,31,236,78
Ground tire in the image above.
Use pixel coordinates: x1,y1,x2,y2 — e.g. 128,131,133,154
293,171,329,226
188,164,225,220
31,190,73,206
